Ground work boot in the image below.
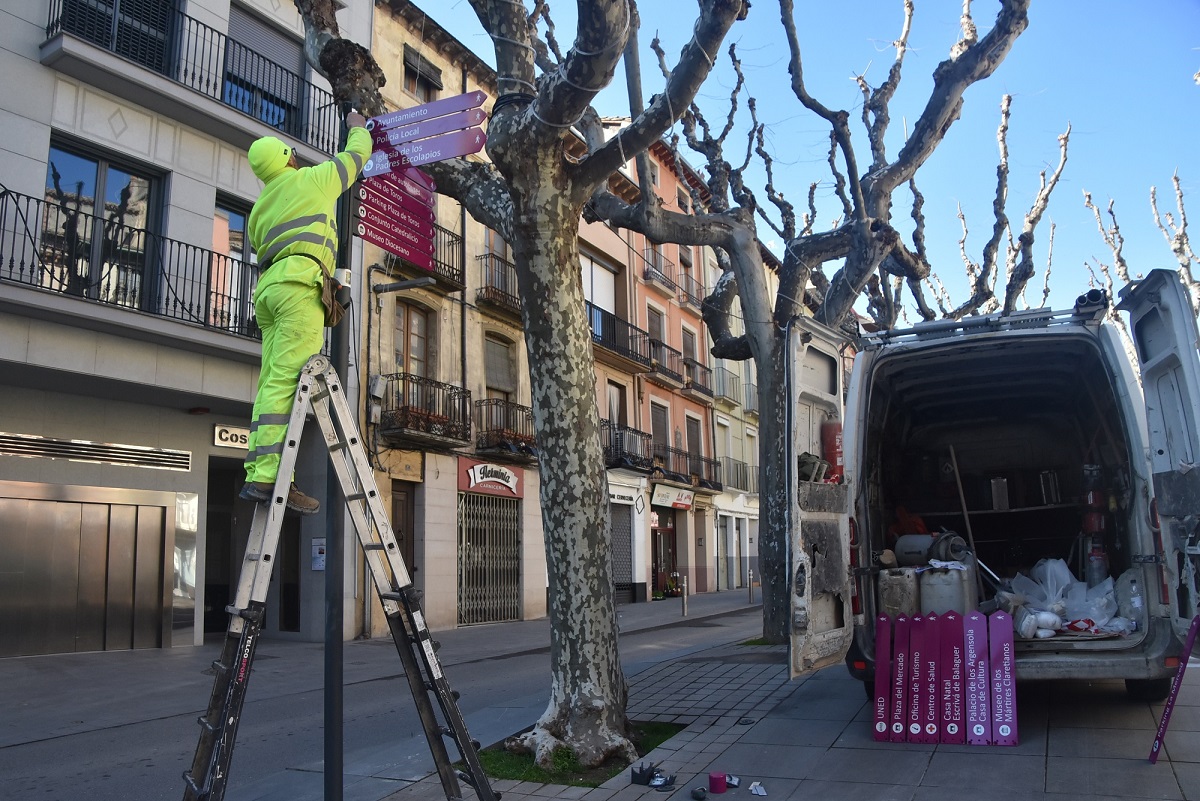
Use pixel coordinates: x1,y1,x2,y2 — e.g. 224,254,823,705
240,482,320,516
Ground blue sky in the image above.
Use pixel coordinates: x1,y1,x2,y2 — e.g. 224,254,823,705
424,1,1199,315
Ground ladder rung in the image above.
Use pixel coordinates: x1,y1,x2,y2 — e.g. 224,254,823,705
380,591,402,602
346,491,367,502
182,771,205,795
197,715,217,733
362,542,385,551
211,659,230,673
329,441,348,452
225,605,262,623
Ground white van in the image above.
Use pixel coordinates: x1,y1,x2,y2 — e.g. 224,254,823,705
788,269,1200,700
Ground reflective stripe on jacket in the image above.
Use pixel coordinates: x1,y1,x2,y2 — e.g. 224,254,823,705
248,126,373,293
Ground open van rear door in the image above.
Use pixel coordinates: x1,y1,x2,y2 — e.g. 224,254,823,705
787,317,854,677
1116,269,1200,638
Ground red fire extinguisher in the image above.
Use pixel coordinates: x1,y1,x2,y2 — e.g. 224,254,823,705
821,420,844,482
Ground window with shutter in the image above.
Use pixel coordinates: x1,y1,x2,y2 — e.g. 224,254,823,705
485,335,515,399
224,5,306,136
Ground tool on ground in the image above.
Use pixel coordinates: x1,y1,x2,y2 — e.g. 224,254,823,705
1149,614,1200,763
182,355,496,801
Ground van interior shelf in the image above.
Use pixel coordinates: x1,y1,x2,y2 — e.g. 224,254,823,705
912,504,1077,517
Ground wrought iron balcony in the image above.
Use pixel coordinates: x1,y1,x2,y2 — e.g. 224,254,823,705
651,442,691,484
377,372,472,447
600,419,653,472
643,249,677,295
585,301,651,372
678,272,705,309
647,339,684,387
475,398,536,457
691,453,722,492
683,358,714,401
747,464,759,495
387,223,464,290
721,456,751,492
45,0,339,154
475,252,521,319
714,366,742,404
744,381,759,415
1,187,260,338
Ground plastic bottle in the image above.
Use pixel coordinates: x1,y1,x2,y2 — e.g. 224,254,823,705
1085,544,1109,588
1128,578,1143,631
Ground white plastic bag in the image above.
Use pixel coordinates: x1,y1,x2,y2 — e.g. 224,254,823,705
1064,577,1118,630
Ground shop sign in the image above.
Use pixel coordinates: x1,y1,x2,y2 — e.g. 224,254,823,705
458,457,523,498
608,487,638,505
651,484,694,509
213,424,249,449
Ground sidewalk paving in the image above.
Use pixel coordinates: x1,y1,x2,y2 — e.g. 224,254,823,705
3,589,1197,801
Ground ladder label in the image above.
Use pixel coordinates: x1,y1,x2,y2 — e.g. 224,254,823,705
422,641,443,679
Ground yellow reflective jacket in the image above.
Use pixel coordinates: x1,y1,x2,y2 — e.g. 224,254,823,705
249,126,373,294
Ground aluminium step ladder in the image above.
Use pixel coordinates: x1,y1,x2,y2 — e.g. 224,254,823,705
183,354,497,801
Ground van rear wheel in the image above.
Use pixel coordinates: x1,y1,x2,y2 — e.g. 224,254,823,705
1125,678,1172,701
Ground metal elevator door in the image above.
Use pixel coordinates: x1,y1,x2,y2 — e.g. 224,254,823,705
457,493,520,625
611,503,634,604
0,492,168,657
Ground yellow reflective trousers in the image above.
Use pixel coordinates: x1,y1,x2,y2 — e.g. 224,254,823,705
243,272,325,484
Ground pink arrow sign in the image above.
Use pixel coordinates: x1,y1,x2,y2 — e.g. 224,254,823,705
372,108,488,148
401,166,435,193
355,220,435,272
354,204,433,255
358,182,434,225
356,188,435,241
364,172,435,209
363,128,487,176
367,90,487,132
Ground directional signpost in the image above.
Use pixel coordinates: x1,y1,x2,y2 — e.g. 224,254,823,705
355,90,488,268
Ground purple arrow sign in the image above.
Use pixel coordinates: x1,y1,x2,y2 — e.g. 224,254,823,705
356,188,435,242
364,172,435,209
363,128,487,177
367,90,487,132
372,108,488,148
354,204,433,255
356,220,435,271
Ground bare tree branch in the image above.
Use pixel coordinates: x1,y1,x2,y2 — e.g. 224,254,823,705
1002,120,1069,312
1151,172,1200,312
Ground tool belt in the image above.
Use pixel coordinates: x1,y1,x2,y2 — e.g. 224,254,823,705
260,252,346,328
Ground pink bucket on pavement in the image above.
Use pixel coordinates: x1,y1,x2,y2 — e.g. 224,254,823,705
708,772,727,793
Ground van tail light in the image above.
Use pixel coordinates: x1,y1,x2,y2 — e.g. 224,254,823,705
1165,656,1180,669
849,517,862,616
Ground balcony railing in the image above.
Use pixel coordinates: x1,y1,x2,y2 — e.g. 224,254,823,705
475,398,536,455
714,366,742,404
46,0,340,154
585,301,651,367
648,339,684,384
475,252,520,317
432,224,464,288
378,372,472,445
691,453,722,491
721,456,751,492
683,358,714,397
744,381,759,414
747,465,759,494
1,187,260,338
600,419,653,472
678,272,705,308
652,442,691,482
643,249,677,293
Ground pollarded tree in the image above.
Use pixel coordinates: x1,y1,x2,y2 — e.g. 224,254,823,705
590,0,1071,644
293,0,749,768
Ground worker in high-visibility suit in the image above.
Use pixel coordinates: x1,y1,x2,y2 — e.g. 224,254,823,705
241,112,371,514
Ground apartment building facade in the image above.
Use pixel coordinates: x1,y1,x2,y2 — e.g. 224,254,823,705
0,0,765,657
0,0,376,656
